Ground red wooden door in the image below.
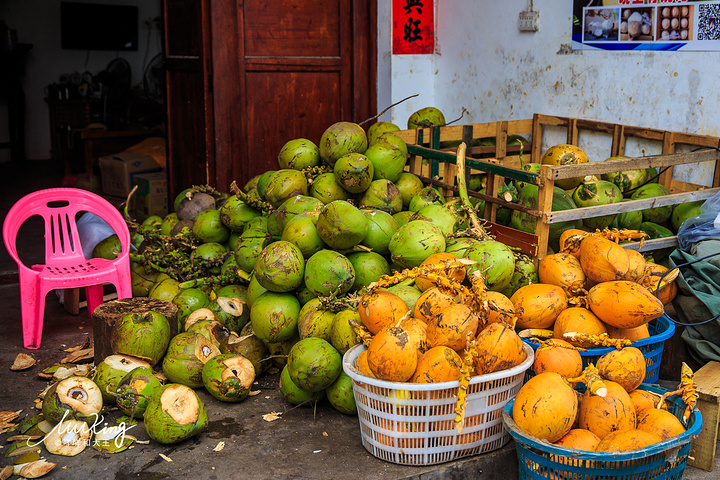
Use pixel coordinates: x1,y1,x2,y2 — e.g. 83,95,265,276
211,0,376,190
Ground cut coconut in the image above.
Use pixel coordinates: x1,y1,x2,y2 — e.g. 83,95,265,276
42,376,103,424
93,355,152,402
217,297,244,317
43,419,91,456
195,334,221,363
144,384,208,444
184,308,216,331
13,460,56,478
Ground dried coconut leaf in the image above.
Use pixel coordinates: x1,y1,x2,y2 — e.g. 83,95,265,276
4,441,40,458
60,347,94,364
13,449,40,465
64,337,91,352
6,435,43,443
0,412,20,424
17,415,43,434
10,353,36,371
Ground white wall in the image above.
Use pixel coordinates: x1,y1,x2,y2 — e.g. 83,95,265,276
378,0,720,185
0,0,162,163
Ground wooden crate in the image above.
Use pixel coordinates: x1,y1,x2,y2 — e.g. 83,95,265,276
688,361,720,472
397,113,720,261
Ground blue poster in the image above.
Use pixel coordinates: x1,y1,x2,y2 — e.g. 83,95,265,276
572,1,720,51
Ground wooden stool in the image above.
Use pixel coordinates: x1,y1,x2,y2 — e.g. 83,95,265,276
688,361,720,471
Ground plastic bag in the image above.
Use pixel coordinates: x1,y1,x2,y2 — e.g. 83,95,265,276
77,212,116,259
677,190,720,252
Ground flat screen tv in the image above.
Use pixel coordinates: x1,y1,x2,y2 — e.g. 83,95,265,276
61,2,139,51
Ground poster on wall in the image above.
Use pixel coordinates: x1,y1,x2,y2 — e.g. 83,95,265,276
572,1,720,51
392,0,434,54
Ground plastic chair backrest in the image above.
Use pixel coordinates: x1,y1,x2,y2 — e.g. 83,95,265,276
3,187,130,269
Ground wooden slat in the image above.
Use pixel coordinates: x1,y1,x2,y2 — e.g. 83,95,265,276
688,361,720,472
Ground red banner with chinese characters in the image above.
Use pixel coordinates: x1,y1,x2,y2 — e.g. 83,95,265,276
392,0,434,54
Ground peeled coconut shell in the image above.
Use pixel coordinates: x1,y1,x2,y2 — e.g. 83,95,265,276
143,384,208,444
43,419,91,456
42,376,103,424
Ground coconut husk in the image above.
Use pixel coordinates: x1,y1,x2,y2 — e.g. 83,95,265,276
10,353,36,371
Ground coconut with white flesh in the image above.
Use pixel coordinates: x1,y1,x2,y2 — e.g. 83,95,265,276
43,419,92,456
162,332,220,388
212,297,248,333
115,366,165,418
42,376,103,425
185,319,230,346
93,355,152,403
143,384,208,444
12,460,56,478
201,354,255,402
183,308,216,332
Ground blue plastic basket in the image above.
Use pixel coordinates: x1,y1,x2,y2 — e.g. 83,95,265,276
502,384,702,480
523,314,675,383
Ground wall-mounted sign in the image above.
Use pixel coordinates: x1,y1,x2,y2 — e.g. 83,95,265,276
393,0,434,54
573,0,720,51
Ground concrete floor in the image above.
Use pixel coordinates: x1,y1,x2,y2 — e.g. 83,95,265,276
0,160,718,479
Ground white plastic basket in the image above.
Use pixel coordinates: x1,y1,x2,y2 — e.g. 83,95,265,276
342,342,534,466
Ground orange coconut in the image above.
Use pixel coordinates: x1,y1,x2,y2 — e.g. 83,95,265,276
578,380,636,440
636,408,686,441
595,429,662,452
426,303,479,351
413,286,458,324
511,283,568,330
596,346,646,393
587,280,664,329
559,228,588,259
641,262,679,305
554,428,601,451
410,346,463,383
579,234,630,284
606,323,650,342
532,339,583,378
553,307,607,347
367,325,418,382
355,350,376,378
484,291,515,325
538,252,586,293
513,372,578,443
414,252,466,292
622,249,647,283
629,389,664,418
474,322,527,375
358,289,409,335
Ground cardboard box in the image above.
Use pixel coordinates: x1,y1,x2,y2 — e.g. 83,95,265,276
133,171,168,220
99,151,161,197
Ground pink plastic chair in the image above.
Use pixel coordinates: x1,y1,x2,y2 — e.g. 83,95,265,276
2,187,133,349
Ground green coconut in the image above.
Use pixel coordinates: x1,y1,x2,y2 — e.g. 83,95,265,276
384,284,423,312
360,209,399,255
148,276,182,303
316,200,368,250
266,334,300,368
263,169,309,208
274,195,324,232
219,195,261,232
162,332,220,388
287,337,342,393
358,179,403,214
407,107,446,128
411,204,463,237
250,291,301,343
110,311,171,366
201,354,255,403
328,309,362,355
195,242,228,276
234,228,272,273
334,153,374,194
304,249,355,297
208,296,248,334
253,240,305,293
42,376,103,425
445,236,481,258
631,183,673,224
143,384,208,444
394,172,425,208
172,288,210,324
465,240,516,292
408,185,445,212
277,138,321,170
281,211,326,258
93,355,152,403
347,251,391,292
185,319,230,346
192,209,230,244
393,210,415,227
279,364,324,406
572,179,624,230
364,143,407,183
297,298,337,341
325,371,357,415
92,234,122,260
511,184,581,250
671,200,705,232
319,121,368,166
512,162,542,192
367,121,400,144
498,254,538,298
309,172,350,204
131,264,160,297
372,132,409,158
115,366,164,418
601,156,648,196
388,220,446,269
245,274,268,308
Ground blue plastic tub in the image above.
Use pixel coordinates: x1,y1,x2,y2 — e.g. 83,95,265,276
502,384,701,480
523,314,675,383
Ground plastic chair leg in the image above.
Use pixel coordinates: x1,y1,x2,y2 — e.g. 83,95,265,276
85,284,105,317
20,289,46,349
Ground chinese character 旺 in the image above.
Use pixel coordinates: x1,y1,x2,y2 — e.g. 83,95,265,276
403,0,424,15
403,17,422,43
